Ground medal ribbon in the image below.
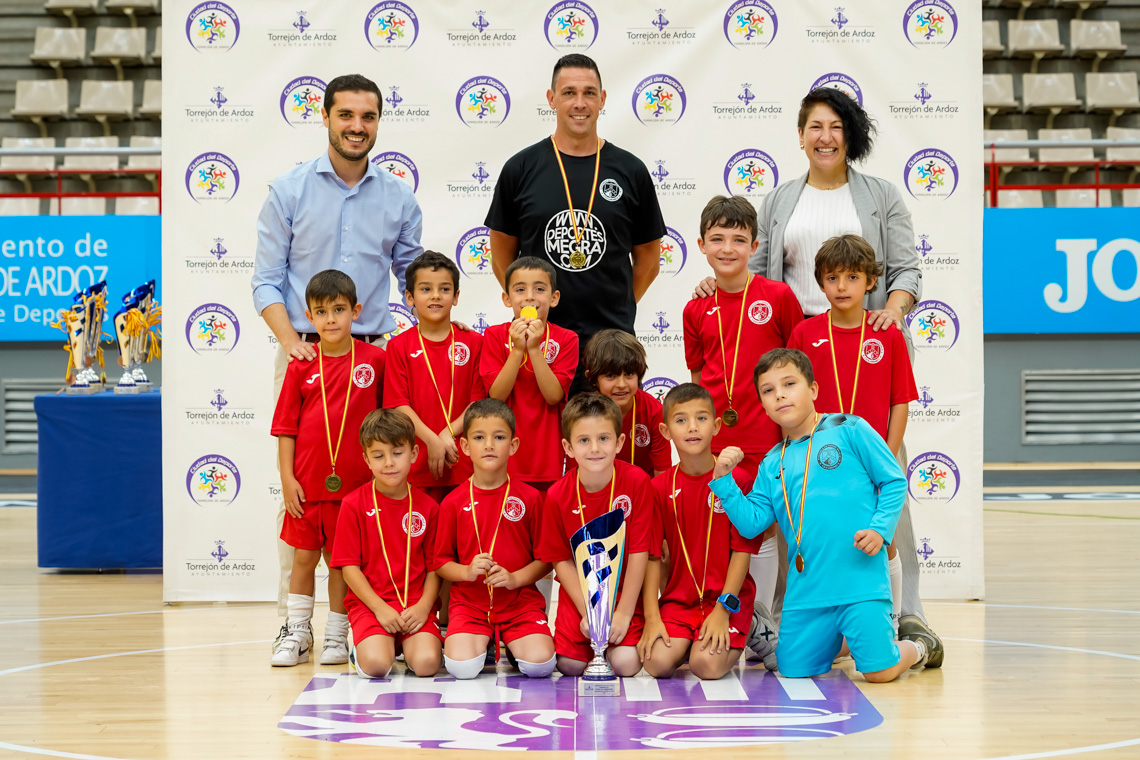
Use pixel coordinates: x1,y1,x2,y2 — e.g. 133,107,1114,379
628,399,636,465
416,325,457,436
714,277,752,416
371,484,413,611
318,341,355,482
551,135,602,266
575,467,618,530
668,466,716,608
469,477,512,660
517,321,550,369
779,414,820,571
827,311,866,415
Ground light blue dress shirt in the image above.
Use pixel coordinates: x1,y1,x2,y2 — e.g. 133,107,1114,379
252,150,423,336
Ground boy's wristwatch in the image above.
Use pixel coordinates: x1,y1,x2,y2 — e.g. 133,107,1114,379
717,593,740,613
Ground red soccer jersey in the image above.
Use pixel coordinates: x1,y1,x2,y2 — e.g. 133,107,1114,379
651,466,760,608
331,482,440,612
384,326,487,488
271,339,385,501
433,479,546,617
788,313,919,442
566,389,672,479
478,320,579,482
684,274,802,455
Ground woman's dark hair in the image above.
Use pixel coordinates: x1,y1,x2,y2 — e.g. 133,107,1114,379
797,87,876,164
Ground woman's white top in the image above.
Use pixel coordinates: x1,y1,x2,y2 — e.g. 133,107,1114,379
781,183,862,316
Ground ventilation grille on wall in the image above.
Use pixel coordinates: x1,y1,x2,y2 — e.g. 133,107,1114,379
1022,369,1140,445
2,379,62,455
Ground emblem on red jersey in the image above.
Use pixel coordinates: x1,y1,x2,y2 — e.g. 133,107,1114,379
861,338,885,364
544,338,561,363
402,511,427,537
748,300,772,325
503,496,526,522
612,494,632,519
353,364,375,388
634,423,650,448
450,342,471,366
709,492,726,514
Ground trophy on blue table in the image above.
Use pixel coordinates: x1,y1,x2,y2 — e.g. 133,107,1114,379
54,281,109,395
112,280,161,394
570,508,627,697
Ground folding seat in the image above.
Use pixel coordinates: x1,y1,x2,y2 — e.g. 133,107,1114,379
983,129,1030,176
91,26,147,79
1070,20,1127,71
1085,72,1140,126
1007,19,1064,73
139,79,161,119
0,198,44,216
151,25,161,62
60,197,108,215
1053,0,1107,20
62,136,119,192
75,80,134,134
1122,189,1140,207
983,21,1003,59
1055,188,1112,207
1038,128,1094,181
983,73,1019,127
126,135,160,191
1022,73,1081,128
44,0,98,28
29,27,86,78
115,197,159,215
1105,127,1140,177
10,79,69,136
996,189,1044,208
104,0,158,27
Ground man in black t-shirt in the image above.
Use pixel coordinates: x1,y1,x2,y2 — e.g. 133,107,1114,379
486,54,665,393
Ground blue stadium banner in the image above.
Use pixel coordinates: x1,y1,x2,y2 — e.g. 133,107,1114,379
0,216,161,341
984,208,1140,334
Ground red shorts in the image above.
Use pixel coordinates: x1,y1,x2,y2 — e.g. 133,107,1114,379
346,598,443,653
523,480,556,500
280,499,340,551
554,595,644,662
447,600,552,643
659,588,755,651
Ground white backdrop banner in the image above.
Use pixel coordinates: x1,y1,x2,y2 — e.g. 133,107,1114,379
162,0,983,601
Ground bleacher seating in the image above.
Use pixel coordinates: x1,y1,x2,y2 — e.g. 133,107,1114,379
151,26,161,61
75,79,134,133
0,198,44,216
1022,73,1082,128
90,26,147,79
104,0,158,27
1007,19,1065,72
1056,188,1112,207
1105,127,1140,173
29,28,86,77
983,74,1019,127
1038,127,1094,181
60,197,107,215
126,135,160,170
1070,20,1127,70
1053,0,1107,18
114,196,158,215
1085,72,1140,124
139,80,160,119
44,0,98,27
10,79,69,136
984,129,1031,172
983,21,1004,58
997,189,1045,208
1,137,56,175
1123,189,1140,207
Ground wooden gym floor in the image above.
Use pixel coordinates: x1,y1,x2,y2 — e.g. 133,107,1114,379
1,490,1138,759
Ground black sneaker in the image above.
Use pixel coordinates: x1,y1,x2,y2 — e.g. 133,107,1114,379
898,615,943,668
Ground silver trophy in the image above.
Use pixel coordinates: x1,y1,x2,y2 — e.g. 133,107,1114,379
56,281,109,395
113,280,160,394
570,508,627,697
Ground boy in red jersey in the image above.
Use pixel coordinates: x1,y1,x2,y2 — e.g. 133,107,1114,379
788,234,919,638
332,410,443,679
537,393,652,677
684,195,802,482
479,256,579,496
434,399,556,679
270,270,386,668
638,383,764,680
385,251,486,505
582,329,671,478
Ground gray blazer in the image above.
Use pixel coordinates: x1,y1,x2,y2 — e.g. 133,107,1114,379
748,166,923,313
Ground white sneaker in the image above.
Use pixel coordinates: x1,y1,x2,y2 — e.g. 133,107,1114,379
270,622,313,667
747,601,779,671
320,632,350,665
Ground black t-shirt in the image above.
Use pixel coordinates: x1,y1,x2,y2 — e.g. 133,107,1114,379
485,138,666,340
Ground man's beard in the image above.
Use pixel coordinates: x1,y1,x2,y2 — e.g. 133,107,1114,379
329,130,373,161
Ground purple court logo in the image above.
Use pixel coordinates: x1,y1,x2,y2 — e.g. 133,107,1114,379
545,1,598,50
644,376,679,402
365,2,419,50
456,76,511,127
280,76,326,127
907,451,960,504
904,148,958,199
810,72,863,106
185,152,240,203
904,0,957,48
659,226,688,277
186,454,241,506
280,668,882,749
372,151,419,193
724,149,779,196
186,2,240,51
386,303,417,340
186,303,240,355
456,226,494,278
632,74,687,125
724,1,778,48
905,299,960,351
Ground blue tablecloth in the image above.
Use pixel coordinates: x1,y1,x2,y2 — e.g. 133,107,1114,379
34,390,162,568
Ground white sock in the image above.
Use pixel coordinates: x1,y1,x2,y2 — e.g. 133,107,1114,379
889,554,902,638
750,539,779,613
287,593,314,628
325,611,349,639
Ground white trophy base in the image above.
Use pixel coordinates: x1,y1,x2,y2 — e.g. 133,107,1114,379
136,381,153,392
113,384,140,395
66,384,99,396
578,677,621,697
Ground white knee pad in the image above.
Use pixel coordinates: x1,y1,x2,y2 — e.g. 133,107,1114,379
354,660,392,680
444,654,485,680
516,655,556,678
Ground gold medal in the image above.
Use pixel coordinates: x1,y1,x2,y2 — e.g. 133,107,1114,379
520,306,538,320
318,342,355,495
714,278,752,431
569,249,588,269
722,408,739,427
325,474,342,492
795,554,805,573
780,414,820,580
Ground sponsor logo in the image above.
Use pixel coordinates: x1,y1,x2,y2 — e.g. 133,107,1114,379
183,236,254,275
472,314,491,334
186,454,241,506
643,376,679,402
353,364,376,388
712,82,781,121
186,303,240,355
860,338,884,364
915,233,961,272
724,149,779,196
447,9,517,47
612,494,632,519
185,152,240,203
634,423,651,448
652,312,670,335
365,2,419,50
723,1,778,49
185,388,256,427
650,159,697,197
626,8,697,44
632,74,687,125
904,0,958,48
543,339,561,364
446,161,493,199
599,178,623,202
186,540,257,577
371,151,419,193
384,85,431,123
817,443,842,470
905,299,960,351
186,2,240,52
709,493,726,514
544,209,606,272
812,338,828,347
1045,237,1140,313
268,9,337,47
185,86,256,123
455,226,494,278
809,72,863,106
280,76,326,126
909,384,963,423
747,300,772,325
904,148,959,199
907,451,960,504
544,1,598,51
450,342,471,366
402,511,427,537
503,496,526,522
658,226,688,277
889,82,958,119
805,5,875,42
456,76,511,127
386,303,417,340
